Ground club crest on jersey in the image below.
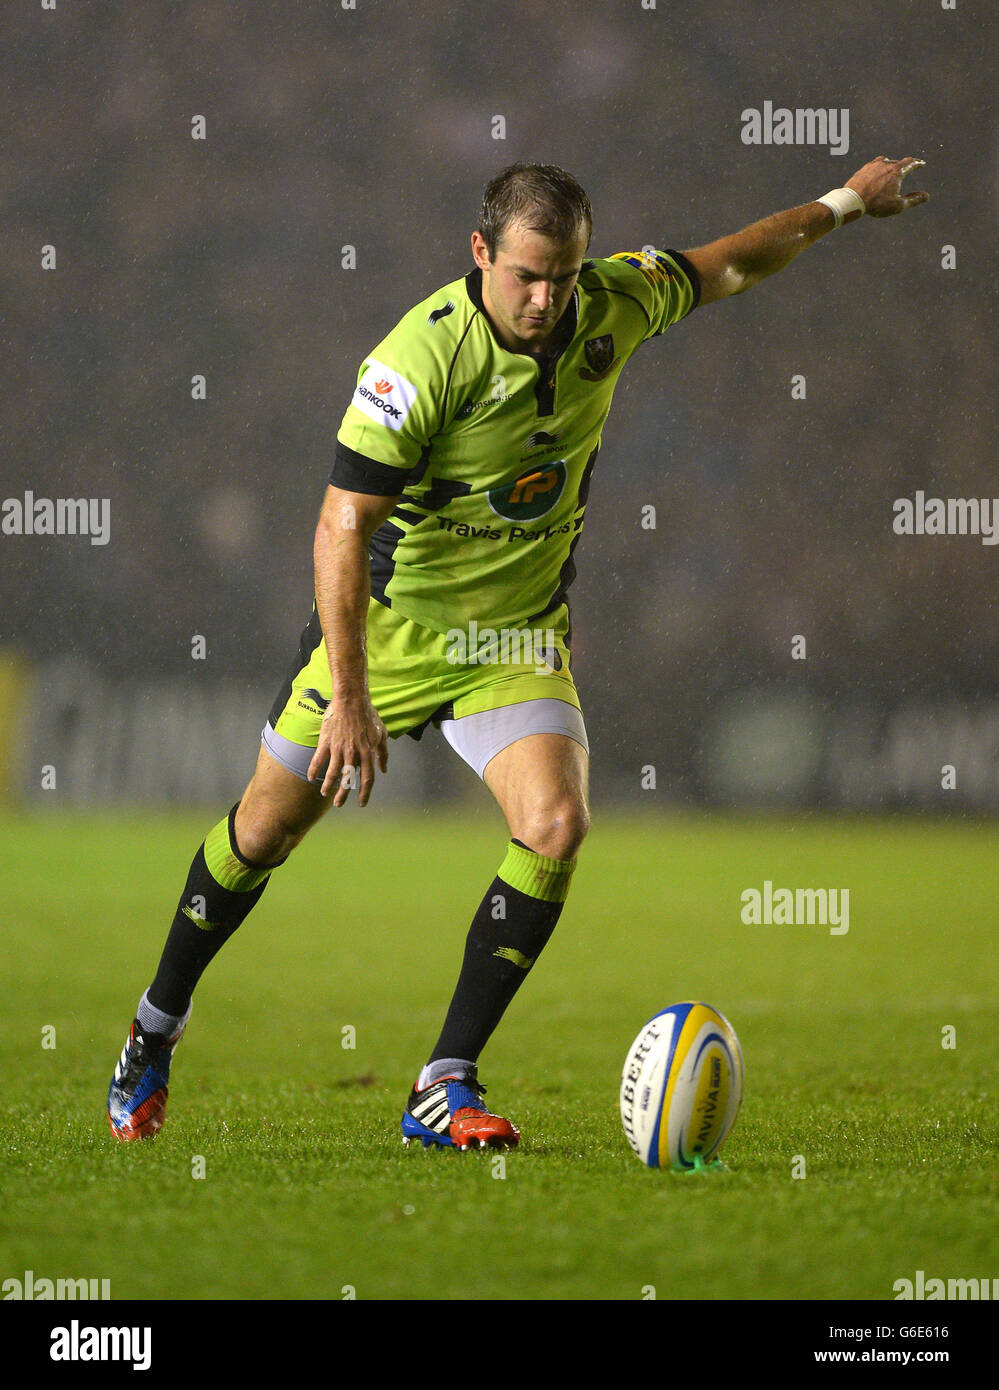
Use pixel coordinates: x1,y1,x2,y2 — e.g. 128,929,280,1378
579,335,620,382
488,461,567,522
351,357,418,431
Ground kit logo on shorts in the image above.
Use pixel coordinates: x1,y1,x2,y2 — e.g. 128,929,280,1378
299,687,330,713
351,357,418,431
488,460,567,522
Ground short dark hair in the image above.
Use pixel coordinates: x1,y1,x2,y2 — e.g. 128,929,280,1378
478,163,592,260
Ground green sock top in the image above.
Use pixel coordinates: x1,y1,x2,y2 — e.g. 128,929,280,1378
497,838,576,904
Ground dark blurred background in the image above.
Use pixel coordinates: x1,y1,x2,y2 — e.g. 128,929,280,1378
2,0,997,808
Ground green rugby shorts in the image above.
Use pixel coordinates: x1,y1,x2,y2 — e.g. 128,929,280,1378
263,598,587,779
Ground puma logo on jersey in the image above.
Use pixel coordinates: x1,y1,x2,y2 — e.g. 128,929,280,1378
428,301,455,326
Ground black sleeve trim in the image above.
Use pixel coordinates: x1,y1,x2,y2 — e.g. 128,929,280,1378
663,248,701,312
330,441,409,496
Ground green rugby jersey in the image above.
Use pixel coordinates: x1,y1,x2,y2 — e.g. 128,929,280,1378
331,249,699,636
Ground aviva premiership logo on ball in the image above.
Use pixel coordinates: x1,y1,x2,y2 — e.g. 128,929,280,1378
488,461,566,522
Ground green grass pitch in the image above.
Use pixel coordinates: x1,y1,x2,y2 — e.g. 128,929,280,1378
1,808,997,1302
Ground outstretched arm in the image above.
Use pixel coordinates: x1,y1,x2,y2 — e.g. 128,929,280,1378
683,156,929,306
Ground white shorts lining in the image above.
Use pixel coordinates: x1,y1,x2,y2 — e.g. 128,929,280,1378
261,697,588,785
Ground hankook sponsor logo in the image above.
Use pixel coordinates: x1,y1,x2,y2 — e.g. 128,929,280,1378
351,357,417,431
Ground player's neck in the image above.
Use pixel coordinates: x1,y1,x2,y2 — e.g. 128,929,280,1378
487,315,551,359
480,283,557,358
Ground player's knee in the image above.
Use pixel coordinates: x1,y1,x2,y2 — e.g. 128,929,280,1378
518,797,590,862
234,797,314,866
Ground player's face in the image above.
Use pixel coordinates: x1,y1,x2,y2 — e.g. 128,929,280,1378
472,220,589,355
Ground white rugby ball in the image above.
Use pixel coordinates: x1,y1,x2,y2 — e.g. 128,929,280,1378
620,1001,744,1170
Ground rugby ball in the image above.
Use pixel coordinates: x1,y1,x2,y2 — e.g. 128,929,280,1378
620,1001,744,1170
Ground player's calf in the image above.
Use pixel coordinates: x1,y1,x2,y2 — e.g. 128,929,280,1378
105,749,324,1139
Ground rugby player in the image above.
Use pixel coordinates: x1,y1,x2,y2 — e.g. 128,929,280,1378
108,157,928,1147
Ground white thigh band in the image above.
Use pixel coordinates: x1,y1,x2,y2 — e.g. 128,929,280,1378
440,698,589,780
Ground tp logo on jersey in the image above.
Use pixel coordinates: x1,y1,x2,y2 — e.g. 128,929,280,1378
488,461,567,522
351,357,418,431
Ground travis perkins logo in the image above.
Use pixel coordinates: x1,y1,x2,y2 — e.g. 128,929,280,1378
487,461,567,522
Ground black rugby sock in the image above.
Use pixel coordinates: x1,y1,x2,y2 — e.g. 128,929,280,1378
146,806,283,1017
428,839,576,1065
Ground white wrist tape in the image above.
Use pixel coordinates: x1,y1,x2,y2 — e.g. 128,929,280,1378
816,187,866,228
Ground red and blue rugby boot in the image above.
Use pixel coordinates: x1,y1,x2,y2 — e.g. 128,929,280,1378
401,1067,520,1150
107,1016,188,1141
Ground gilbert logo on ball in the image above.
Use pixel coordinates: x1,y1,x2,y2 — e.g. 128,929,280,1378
620,1001,744,1171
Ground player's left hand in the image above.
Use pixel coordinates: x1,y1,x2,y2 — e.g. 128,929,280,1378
846,156,929,218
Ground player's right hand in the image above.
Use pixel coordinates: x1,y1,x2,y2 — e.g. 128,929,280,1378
846,156,929,218
308,696,389,807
